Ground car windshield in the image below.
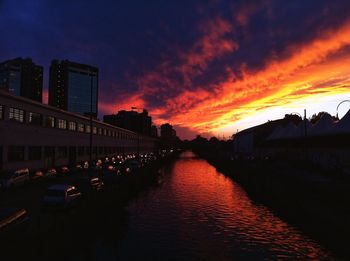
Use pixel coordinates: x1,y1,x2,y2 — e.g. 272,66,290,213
45,189,65,197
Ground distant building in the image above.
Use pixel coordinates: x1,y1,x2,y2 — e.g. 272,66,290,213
0,57,43,102
160,123,179,149
49,60,98,117
103,109,152,136
160,123,176,138
151,125,158,137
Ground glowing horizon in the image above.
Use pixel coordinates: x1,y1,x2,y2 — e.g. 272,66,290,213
99,17,350,139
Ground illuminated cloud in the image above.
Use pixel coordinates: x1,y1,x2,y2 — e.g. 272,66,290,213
123,15,350,138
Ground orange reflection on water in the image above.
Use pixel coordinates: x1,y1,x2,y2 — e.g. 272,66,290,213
169,151,330,259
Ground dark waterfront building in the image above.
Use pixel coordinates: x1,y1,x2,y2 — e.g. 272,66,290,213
0,58,43,102
103,109,152,136
160,123,177,138
160,123,179,149
49,60,98,117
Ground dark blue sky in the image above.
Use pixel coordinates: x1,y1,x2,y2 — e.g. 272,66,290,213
1,0,350,138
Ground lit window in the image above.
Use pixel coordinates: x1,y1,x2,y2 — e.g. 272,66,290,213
98,128,102,135
9,107,24,123
58,119,67,129
93,126,97,134
78,123,84,132
103,129,107,136
68,121,76,131
86,125,91,133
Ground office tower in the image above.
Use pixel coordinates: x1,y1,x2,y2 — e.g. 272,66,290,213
0,57,43,102
49,60,98,117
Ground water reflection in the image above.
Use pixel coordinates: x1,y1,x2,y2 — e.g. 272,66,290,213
109,151,332,260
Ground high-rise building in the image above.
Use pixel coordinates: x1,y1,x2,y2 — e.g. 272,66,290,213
0,57,43,102
103,109,152,136
49,60,98,117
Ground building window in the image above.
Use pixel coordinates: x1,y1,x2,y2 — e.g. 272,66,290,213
103,129,107,136
0,105,3,120
78,123,84,132
29,112,42,125
28,146,41,160
44,116,55,128
93,126,97,134
58,119,67,129
86,125,91,133
9,107,24,123
68,121,77,131
77,146,85,156
57,147,67,158
98,128,102,135
8,146,25,162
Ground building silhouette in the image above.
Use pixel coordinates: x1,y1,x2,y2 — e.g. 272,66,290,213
103,109,152,136
160,123,176,138
0,57,43,102
49,60,98,117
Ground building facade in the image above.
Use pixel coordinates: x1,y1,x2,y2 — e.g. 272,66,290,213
0,91,158,171
49,60,98,117
0,58,43,102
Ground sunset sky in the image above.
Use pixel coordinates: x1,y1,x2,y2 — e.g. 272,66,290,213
1,0,350,139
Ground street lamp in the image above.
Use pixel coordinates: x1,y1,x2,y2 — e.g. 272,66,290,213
336,100,350,119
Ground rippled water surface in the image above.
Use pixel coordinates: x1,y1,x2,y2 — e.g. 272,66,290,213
103,151,332,260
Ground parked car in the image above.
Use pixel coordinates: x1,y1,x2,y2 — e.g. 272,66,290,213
30,170,44,181
0,169,30,188
45,168,57,177
71,163,84,173
58,166,70,176
0,208,30,237
42,184,81,209
73,176,104,195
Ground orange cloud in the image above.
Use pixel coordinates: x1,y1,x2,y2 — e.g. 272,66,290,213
100,17,350,139
159,18,350,135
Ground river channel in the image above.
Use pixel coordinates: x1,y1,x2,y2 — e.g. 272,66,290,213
97,151,332,260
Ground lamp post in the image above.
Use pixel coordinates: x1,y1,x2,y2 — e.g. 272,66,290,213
336,100,350,119
89,70,94,166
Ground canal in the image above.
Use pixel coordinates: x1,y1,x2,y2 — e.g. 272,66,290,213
96,151,332,260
